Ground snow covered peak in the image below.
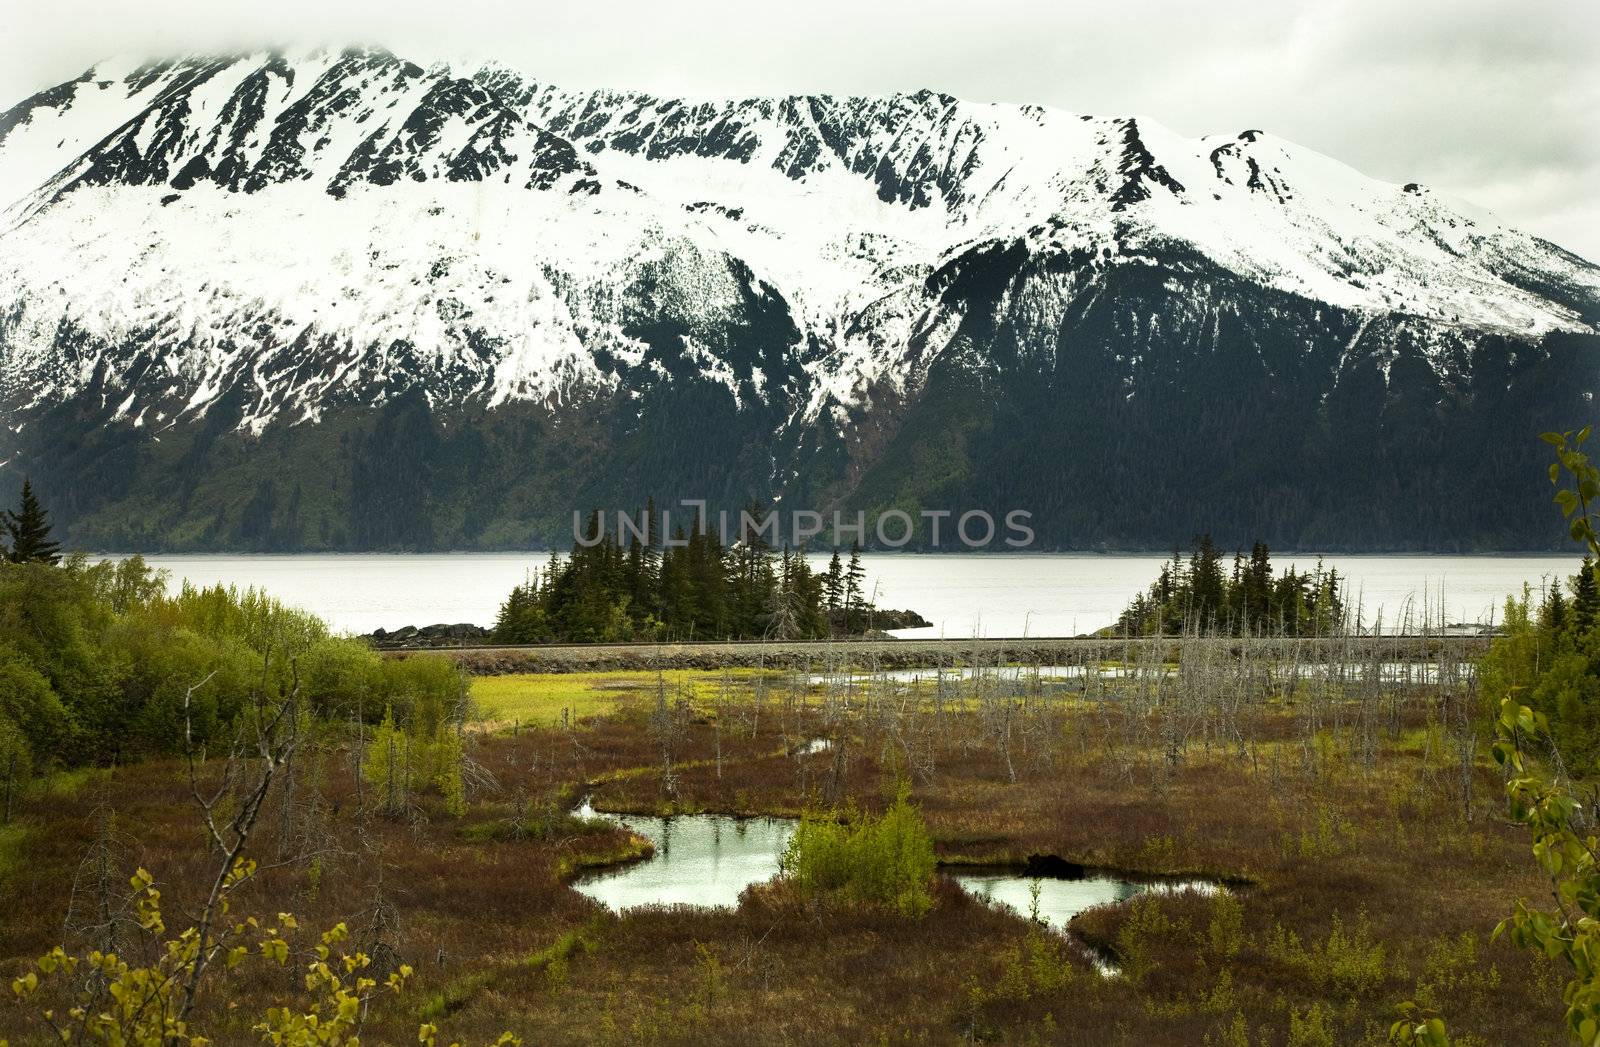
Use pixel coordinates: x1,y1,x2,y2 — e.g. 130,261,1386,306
459,64,1598,334
0,49,601,222
0,49,1596,440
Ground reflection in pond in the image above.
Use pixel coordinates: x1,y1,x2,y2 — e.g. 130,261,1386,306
572,806,1224,977
949,870,1223,975
949,870,1219,931
572,805,796,911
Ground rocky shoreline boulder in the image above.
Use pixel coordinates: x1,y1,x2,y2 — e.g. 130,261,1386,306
367,623,491,649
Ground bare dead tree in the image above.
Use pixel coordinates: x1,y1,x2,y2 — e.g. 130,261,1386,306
175,655,303,1031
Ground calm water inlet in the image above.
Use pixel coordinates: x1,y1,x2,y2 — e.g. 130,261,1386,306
130,552,1577,637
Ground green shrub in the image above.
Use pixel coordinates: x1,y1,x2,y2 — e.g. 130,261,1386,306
1115,894,1175,983
1267,912,1385,998
363,707,468,817
781,785,936,917
1287,1002,1334,1047
1208,890,1245,960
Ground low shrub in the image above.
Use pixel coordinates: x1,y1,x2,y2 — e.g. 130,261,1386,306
780,785,936,917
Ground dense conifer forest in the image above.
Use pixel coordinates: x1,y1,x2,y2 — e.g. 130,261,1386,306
492,508,878,643
1112,536,1347,636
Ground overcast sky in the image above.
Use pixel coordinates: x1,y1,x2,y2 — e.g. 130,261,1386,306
4,0,1597,259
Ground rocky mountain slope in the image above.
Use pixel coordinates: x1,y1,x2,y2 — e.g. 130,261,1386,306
1,48,1596,550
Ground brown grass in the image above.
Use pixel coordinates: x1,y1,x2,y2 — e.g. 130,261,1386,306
0,670,1566,1046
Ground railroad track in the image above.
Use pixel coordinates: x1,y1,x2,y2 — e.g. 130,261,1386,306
378,633,1495,673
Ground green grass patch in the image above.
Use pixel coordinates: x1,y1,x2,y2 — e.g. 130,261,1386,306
40,766,112,799
419,921,604,1020
553,831,654,881
471,669,784,726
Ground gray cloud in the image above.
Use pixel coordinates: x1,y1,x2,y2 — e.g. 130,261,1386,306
3,0,1597,258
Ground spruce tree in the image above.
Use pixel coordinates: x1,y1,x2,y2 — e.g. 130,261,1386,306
824,551,844,614
1245,542,1274,633
658,527,695,637
1181,535,1226,631
792,549,828,638
1573,557,1599,637
5,480,62,565
1548,584,1570,638
844,542,866,633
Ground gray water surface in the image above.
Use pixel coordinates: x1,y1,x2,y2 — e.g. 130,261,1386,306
948,870,1219,934
571,804,796,911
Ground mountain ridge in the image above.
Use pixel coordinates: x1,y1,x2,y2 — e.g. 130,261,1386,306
1,47,1596,551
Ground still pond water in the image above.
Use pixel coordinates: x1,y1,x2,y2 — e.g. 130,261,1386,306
131,552,1576,637
570,803,1218,964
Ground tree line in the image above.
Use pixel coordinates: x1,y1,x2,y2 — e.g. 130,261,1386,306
1113,536,1347,637
493,505,878,644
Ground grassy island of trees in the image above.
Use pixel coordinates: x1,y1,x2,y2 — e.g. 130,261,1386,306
492,508,878,644
1113,535,1346,636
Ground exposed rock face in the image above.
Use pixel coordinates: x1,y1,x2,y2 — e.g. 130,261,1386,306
1,48,1596,551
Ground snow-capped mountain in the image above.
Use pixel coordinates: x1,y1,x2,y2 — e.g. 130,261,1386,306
1,48,1596,551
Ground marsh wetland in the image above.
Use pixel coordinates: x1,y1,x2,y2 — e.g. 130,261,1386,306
0,620,1566,1044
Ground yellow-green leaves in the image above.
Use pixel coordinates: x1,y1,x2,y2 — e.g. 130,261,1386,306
1544,429,1600,557
6,864,495,1047
1389,1004,1451,1047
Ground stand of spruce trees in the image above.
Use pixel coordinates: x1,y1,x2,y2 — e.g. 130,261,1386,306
1114,536,1346,636
492,508,876,643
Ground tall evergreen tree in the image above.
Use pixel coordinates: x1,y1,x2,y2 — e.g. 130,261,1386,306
5,480,62,565
1186,534,1226,630
1574,557,1599,637
659,526,696,636
1548,583,1570,638
844,542,866,632
1244,541,1274,633
793,549,829,638
823,550,844,613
